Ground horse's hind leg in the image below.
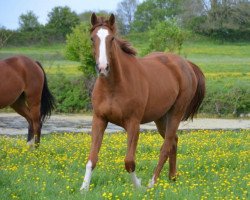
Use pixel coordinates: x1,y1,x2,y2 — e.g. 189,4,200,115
27,100,42,146
10,94,33,142
149,110,182,188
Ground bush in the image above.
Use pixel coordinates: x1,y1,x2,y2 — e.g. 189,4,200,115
200,81,250,117
48,73,91,113
146,20,189,54
65,23,95,77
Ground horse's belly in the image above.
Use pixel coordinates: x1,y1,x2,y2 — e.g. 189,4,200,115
0,80,24,108
141,102,174,124
141,85,179,123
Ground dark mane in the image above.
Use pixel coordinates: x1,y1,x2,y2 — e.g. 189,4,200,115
115,38,137,56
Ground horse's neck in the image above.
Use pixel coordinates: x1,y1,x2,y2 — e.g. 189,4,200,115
107,42,131,86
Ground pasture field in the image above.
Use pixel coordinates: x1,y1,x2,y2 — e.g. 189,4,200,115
0,39,249,76
0,39,249,115
1,39,249,85
0,130,249,200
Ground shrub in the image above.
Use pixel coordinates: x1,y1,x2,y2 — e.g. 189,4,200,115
199,80,250,117
65,23,95,77
146,20,189,54
48,73,91,113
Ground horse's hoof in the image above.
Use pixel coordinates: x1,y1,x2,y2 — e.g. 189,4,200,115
147,178,155,189
134,178,142,188
80,182,89,192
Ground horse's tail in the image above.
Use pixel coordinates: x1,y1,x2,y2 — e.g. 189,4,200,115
36,61,55,123
182,62,205,121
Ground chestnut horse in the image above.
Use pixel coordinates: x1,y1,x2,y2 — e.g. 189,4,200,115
80,13,205,190
0,56,55,146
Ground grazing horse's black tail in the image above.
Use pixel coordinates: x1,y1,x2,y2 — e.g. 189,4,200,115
36,61,55,123
182,62,206,121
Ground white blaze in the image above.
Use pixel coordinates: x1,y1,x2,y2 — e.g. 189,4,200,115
97,28,109,69
80,160,93,191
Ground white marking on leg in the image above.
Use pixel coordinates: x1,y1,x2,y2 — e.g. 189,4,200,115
97,28,109,70
131,172,141,188
148,175,155,188
80,160,93,191
27,137,35,147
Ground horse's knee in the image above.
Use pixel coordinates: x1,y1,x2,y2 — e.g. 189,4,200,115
124,158,135,173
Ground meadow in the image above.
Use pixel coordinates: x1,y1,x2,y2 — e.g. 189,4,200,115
0,130,249,200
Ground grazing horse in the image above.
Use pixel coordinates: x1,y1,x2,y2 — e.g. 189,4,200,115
0,56,55,146
80,13,205,190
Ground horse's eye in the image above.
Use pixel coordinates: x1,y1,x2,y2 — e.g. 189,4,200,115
111,37,115,41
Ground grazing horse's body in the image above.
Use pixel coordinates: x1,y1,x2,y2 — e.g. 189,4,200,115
0,56,54,146
80,14,205,190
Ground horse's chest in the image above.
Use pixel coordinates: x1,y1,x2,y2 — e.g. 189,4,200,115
94,96,124,123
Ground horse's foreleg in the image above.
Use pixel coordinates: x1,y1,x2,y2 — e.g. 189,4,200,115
124,121,141,188
80,116,107,191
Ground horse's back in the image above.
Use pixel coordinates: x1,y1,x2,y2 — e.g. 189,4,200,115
0,56,44,108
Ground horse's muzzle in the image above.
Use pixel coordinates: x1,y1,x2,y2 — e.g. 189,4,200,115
96,64,110,77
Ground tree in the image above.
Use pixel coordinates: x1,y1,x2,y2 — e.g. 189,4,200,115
116,0,139,34
177,0,206,28
19,11,41,31
79,10,110,24
0,27,12,48
132,0,183,32
200,0,250,41
47,6,80,40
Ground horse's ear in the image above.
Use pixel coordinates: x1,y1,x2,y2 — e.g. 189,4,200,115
109,13,115,26
91,13,98,26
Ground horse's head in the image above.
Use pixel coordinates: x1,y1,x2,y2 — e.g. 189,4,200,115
90,13,116,77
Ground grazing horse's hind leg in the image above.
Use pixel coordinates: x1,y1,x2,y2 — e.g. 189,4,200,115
10,94,33,142
11,93,42,147
27,101,42,146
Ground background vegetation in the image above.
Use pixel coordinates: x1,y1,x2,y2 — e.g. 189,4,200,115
0,0,249,116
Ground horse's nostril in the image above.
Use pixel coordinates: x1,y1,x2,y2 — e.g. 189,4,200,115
106,65,110,71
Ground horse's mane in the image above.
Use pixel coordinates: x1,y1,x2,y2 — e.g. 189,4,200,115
115,38,137,56
90,16,137,56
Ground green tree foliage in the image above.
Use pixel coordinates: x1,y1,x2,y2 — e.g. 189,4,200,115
19,11,41,31
79,10,110,24
147,20,188,53
64,23,96,110
65,23,95,77
47,6,80,40
132,0,182,32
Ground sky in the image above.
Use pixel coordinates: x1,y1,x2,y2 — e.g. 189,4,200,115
0,0,122,30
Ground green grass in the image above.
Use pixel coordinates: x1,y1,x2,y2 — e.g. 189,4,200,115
0,130,249,199
0,44,81,75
